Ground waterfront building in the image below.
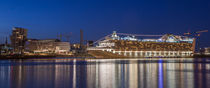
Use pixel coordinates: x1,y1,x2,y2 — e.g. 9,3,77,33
0,44,13,55
10,27,28,54
71,44,81,50
54,42,71,54
26,39,70,54
0,37,12,55
204,47,210,55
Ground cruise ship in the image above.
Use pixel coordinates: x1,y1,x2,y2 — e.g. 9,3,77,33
88,31,196,58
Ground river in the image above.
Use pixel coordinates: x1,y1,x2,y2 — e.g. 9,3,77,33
0,58,210,88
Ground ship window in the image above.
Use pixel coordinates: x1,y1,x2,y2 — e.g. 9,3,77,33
147,52,150,55
142,52,145,56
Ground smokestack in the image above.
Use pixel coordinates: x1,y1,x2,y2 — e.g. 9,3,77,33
80,29,83,49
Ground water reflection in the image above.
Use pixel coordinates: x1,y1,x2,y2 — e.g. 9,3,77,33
0,58,210,88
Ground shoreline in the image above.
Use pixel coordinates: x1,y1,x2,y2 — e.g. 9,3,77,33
0,53,96,60
0,54,210,60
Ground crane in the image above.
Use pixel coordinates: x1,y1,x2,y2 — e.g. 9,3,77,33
195,30,208,36
184,30,208,36
195,30,208,52
57,32,72,42
184,29,208,52
63,32,72,42
57,33,63,41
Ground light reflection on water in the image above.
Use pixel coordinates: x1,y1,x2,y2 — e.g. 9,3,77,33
0,58,210,88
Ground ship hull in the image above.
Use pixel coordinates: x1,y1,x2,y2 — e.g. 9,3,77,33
88,39,196,58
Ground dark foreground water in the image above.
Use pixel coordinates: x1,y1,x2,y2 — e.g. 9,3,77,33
0,58,210,88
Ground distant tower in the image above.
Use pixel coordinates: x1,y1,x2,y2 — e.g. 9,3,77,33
10,27,28,54
80,29,83,49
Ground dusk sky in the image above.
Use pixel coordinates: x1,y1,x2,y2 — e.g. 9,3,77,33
0,0,209,45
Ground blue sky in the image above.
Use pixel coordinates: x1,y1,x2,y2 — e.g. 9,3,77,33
0,0,209,45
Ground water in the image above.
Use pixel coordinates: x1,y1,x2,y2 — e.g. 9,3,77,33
0,58,210,88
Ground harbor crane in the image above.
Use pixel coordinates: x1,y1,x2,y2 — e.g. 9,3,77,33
195,30,208,36
184,30,208,37
57,32,72,42
184,29,208,52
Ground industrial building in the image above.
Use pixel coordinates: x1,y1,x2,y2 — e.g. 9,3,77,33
10,27,28,54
